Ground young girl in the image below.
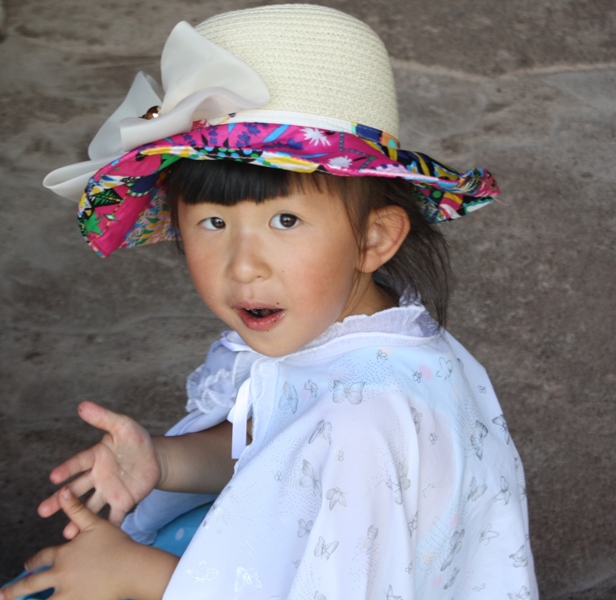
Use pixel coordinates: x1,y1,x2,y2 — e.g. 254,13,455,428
2,4,538,600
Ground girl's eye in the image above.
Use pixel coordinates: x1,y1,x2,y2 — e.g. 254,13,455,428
271,213,299,229
201,217,226,230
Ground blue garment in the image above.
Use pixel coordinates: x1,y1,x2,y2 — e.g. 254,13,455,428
151,502,213,557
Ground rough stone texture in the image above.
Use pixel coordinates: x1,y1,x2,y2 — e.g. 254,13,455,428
0,0,615,598
0,2,5,40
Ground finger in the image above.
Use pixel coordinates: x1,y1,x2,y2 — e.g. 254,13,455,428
24,547,56,572
48,446,97,485
38,472,96,518
83,490,107,516
0,566,54,600
62,521,80,540
62,490,109,538
78,400,131,435
47,402,129,483
108,504,128,528
58,487,100,531
38,490,62,519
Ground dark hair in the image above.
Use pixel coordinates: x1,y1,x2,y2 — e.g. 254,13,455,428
165,160,451,326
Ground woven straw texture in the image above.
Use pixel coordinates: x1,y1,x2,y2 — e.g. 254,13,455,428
195,4,399,137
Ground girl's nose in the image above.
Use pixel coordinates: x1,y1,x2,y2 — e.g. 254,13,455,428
227,235,271,283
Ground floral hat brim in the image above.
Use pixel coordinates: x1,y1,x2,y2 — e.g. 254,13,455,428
78,119,499,257
42,20,499,257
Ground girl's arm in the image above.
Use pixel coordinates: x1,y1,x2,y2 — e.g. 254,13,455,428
0,488,179,600
154,418,245,493
39,401,246,539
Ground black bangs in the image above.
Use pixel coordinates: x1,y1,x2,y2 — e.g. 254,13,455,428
164,158,451,327
166,159,325,206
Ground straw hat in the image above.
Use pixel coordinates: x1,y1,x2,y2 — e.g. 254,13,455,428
194,4,399,136
43,4,498,258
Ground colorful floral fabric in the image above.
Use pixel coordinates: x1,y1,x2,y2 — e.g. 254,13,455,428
77,121,499,257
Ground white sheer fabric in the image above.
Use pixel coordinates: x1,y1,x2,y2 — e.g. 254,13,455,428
149,305,537,599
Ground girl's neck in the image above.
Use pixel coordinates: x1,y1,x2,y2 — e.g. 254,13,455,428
338,275,397,322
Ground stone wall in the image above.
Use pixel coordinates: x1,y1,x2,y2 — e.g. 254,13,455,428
1,0,614,597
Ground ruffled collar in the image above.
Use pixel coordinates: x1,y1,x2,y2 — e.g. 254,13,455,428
222,303,440,360
303,303,439,351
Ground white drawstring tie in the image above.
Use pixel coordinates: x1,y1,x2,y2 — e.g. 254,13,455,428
228,378,253,459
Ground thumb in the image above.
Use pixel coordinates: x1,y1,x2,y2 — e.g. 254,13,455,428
58,487,99,532
77,401,128,435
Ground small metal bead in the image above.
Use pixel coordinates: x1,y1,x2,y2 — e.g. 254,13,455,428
141,105,161,120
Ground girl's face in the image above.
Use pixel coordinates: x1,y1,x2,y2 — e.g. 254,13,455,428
178,188,392,357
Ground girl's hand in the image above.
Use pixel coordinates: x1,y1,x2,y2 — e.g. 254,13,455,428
0,488,178,600
38,401,162,539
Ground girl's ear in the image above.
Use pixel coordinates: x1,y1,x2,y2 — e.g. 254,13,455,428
358,205,410,273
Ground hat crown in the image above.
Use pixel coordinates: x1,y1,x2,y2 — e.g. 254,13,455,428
195,4,399,137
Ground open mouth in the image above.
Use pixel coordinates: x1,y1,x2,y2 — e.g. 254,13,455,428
244,308,282,319
238,306,285,331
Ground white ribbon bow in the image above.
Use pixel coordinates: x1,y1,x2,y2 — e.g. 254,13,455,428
43,21,270,202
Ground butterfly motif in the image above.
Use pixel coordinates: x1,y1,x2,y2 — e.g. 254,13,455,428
332,380,365,404
471,420,488,459
336,449,344,461
412,370,422,383
314,593,327,600
362,525,378,551
509,545,528,567
440,529,464,571
480,523,499,546
293,559,301,568
478,385,486,394
274,471,282,482
332,380,365,405
279,381,299,413
234,566,262,592
408,512,418,538
309,420,332,444
473,584,487,592
202,485,231,532
304,379,318,398
297,518,313,537
377,349,388,360
314,536,339,560
494,476,511,505
386,460,411,504
326,487,347,510
385,585,402,600
406,562,413,574
411,407,423,434
437,356,453,380
422,483,436,498
467,477,487,502
508,586,531,600
300,460,321,495
444,567,460,590
492,414,510,444
429,432,438,445
187,560,218,583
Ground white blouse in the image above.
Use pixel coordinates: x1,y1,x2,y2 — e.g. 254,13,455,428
127,304,538,599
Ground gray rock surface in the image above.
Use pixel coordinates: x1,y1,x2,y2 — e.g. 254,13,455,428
1,0,615,598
